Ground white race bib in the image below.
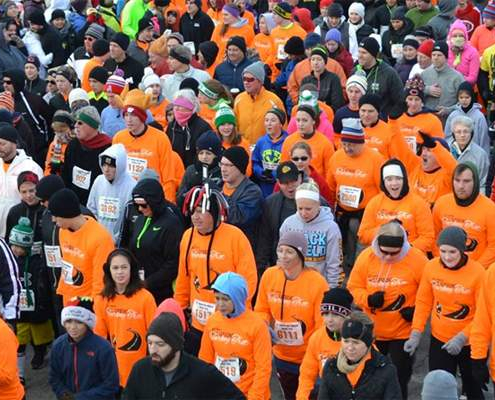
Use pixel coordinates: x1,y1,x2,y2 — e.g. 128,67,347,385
128,157,148,180
72,166,91,190
98,197,120,220
274,320,304,346
338,185,362,209
19,289,35,312
391,43,403,59
215,356,241,382
192,299,216,325
277,44,287,60
62,260,74,285
404,136,417,154
44,245,62,268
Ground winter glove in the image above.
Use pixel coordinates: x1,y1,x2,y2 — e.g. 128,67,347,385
418,132,436,149
367,291,385,309
441,331,467,356
471,358,490,391
403,330,422,355
399,306,415,322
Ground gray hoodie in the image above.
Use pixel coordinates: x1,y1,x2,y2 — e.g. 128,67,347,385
87,143,137,242
426,0,457,40
279,206,343,287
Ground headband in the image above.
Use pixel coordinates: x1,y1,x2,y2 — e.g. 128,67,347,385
198,82,219,100
377,234,404,248
320,303,352,317
295,189,320,202
382,164,403,179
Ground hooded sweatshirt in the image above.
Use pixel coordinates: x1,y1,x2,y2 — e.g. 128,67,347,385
455,2,480,38
347,230,427,340
447,19,480,84
426,0,457,40
199,272,272,399
432,163,495,268
280,207,343,287
358,159,435,253
87,144,137,242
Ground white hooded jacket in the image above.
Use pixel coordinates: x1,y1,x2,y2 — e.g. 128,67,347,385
87,143,136,242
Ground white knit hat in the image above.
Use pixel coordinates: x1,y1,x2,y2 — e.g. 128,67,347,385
346,74,368,95
140,67,161,90
68,88,90,106
348,2,365,19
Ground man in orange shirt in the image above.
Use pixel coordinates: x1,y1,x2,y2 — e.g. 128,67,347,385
271,2,306,65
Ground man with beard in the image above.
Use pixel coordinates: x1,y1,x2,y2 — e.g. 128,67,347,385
124,312,245,399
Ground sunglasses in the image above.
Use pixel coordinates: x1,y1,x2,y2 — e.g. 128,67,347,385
291,156,309,162
46,80,56,84
242,76,256,83
84,36,95,41
135,202,149,209
379,248,401,256
3,80,12,84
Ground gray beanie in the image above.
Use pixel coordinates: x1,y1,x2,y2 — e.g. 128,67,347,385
278,231,307,261
437,226,467,252
243,61,265,83
85,23,105,40
76,106,101,130
169,45,192,65
421,370,458,400
147,312,184,351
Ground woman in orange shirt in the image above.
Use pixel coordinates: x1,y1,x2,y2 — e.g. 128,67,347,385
206,0,225,25
94,248,157,387
199,272,272,399
198,79,233,127
254,13,276,75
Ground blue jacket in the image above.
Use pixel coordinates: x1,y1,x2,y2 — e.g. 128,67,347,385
214,57,253,92
251,131,288,198
49,330,120,399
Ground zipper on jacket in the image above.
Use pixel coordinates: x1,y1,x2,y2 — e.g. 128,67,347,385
73,344,79,392
136,217,152,249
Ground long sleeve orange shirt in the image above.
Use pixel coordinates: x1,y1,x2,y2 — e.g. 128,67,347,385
326,146,385,212
113,125,176,202
396,112,444,143
211,23,255,63
412,257,484,344
253,33,276,80
281,131,334,179
57,217,114,305
174,223,258,331
270,23,307,64
433,193,495,268
471,262,495,379
0,319,24,400
296,326,341,400
94,289,157,386
254,266,328,364
358,192,435,253
347,246,427,341
199,310,272,400
363,120,413,163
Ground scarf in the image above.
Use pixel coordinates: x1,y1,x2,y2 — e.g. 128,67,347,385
348,20,364,61
336,348,369,374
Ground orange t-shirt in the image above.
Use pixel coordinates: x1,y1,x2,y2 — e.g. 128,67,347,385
211,23,255,63
347,351,372,387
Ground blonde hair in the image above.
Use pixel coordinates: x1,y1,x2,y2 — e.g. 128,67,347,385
290,141,313,158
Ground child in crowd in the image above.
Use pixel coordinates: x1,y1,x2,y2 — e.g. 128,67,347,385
44,110,74,176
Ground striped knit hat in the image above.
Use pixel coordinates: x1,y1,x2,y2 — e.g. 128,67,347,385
104,71,127,95
346,74,367,95
214,106,236,128
341,120,365,143
0,91,14,112
483,1,495,19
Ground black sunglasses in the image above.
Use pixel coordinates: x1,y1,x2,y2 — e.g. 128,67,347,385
291,156,309,162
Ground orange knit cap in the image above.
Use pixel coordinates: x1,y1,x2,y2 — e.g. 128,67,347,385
123,89,152,123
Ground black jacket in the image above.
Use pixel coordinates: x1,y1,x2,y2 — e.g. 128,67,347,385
24,77,46,98
381,17,415,65
128,179,184,304
104,55,144,90
166,113,211,167
179,10,215,55
301,71,346,112
38,24,67,68
49,93,70,112
124,352,246,400
317,349,403,400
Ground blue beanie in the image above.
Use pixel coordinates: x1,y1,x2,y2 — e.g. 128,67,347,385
304,32,321,49
196,130,222,158
212,272,248,318
325,28,342,44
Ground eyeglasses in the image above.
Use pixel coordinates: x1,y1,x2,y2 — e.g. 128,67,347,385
291,156,309,162
242,76,256,83
379,247,401,256
46,80,56,84
135,203,149,209
84,36,95,41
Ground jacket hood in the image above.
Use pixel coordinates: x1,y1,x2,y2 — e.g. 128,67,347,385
453,162,479,207
439,0,457,14
380,158,409,200
448,19,468,40
98,143,129,184
388,15,414,38
296,206,335,225
371,224,411,263
0,23,10,49
211,272,247,318
132,178,166,217
3,69,25,93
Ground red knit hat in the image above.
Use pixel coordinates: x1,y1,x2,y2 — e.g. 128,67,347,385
417,39,434,58
320,0,333,7
0,91,14,112
104,72,126,95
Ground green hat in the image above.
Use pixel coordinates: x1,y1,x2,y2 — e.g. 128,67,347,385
214,106,236,128
9,217,34,248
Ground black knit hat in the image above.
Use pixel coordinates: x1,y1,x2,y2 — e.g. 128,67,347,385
327,2,343,17
50,9,66,21
198,41,219,68
111,32,130,51
137,16,154,36
147,312,184,351
89,66,109,84
432,40,448,58
359,93,381,112
284,36,305,56
359,37,380,58
196,130,222,157
28,9,46,26
92,39,110,56
403,38,419,50
48,188,81,218
0,123,18,143
341,317,373,347
36,175,65,201
179,77,199,96
223,146,249,175
227,35,247,54
320,288,354,317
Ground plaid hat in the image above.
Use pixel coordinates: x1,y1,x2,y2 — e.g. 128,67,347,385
0,91,14,112
111,32,130,51
89,66,109,84
359,37,380,58
169,45,192,64
9,217,34,248
85,23,105,40
223,146,249,174
196,130,222,157
483,1,495,19
25,55,40,70
418,38,434,57
320,288,353,317
49,188,81,218
215,106,236,127
273,2,292,19
105,72,126,95
17,170,39,189
432,40,448,58
276,161,299,183
227,36,247,54
341,120,364,143
62,297,96,330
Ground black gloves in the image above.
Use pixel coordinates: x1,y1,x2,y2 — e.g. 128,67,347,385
471,358,490,391
399,306,415,322
260,169,274,182
419,132,436,149
367,291,385,309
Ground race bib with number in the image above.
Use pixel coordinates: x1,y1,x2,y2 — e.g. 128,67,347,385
98,197,120,220
62,260,74,285
44,245,62,268
72,166,91,190
338,185,362,209
391,43,403,59
274,320,304,346
404,136,417,154
19,289,35,312
192,299,216,325
215,356,241,382
128,157,148,180
277,44,287,60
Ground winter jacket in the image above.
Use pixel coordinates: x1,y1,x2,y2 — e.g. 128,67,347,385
120,0,149,38
223,177,263,248
128,179,184,303
214,57,253,92
456,2,480,38
6,202,44,253
470,24,495,55
67,11,86,33
0,238,21,321
426,0,457,40
87,144,137,242
381,17,415,65
372,3,398,33
176,161,222,208
330,46,354,78
315,20,350,51
166,114,212,167
445,103,489,151
447,20,480,84
0,23,26,79
405,6,438,28
251,131,288,198
179,10,215,55
280,207,343,286
449,139,490,194
124,352,246,399
160,67,210,102
24,77,46,98
101,106,154,138
317,348,402,400
0,150,43,237
421,64,465,111
394,58,417,84
301,71,345,112
126,41,148,68
49,330,120,399
104,55,145,90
